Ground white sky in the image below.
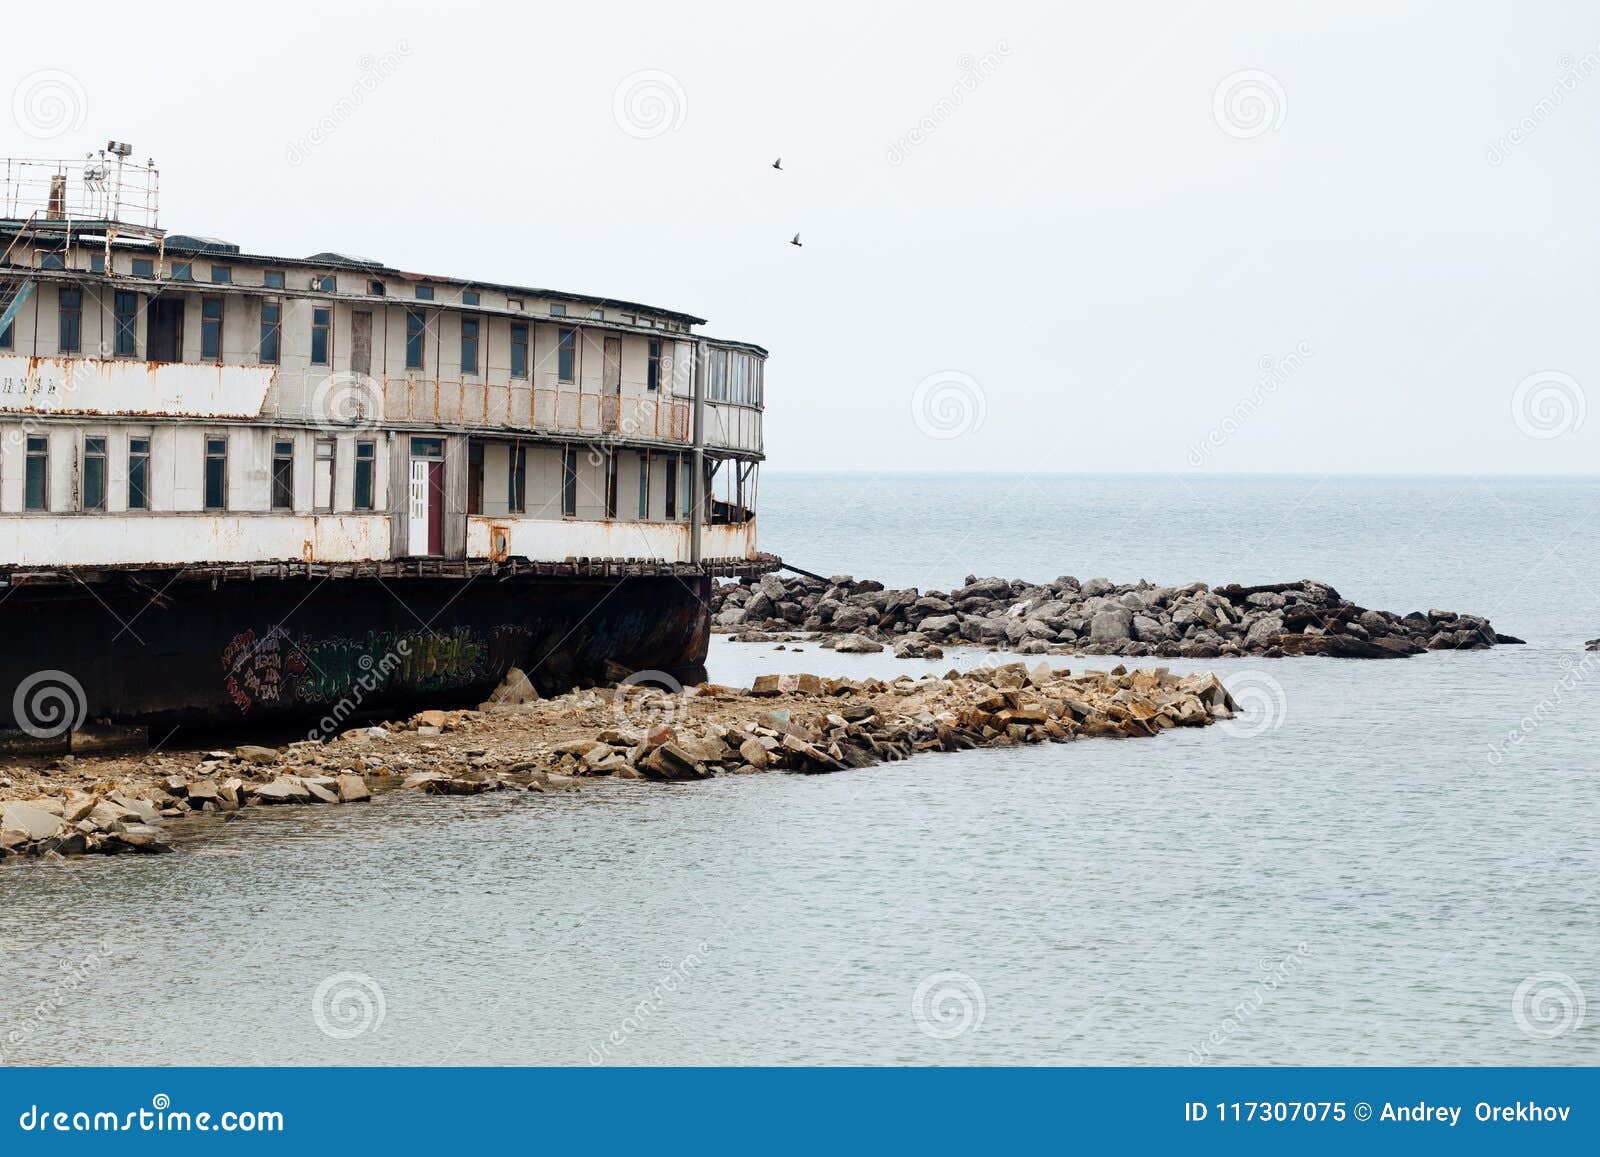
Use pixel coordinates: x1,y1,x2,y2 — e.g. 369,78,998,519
6,0,1600,474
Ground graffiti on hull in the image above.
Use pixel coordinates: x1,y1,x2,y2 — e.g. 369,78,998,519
222,624,532,714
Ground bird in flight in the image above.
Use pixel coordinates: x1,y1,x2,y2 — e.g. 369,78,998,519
772,157,783,170
790,233,802,247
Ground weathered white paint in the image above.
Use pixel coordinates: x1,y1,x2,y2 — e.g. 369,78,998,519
0,514,390,567
407,459,430,555
465,516,757,563
0,356,274,418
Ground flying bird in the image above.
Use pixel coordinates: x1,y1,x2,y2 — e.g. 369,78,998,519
790,233,802,247
772,157,783,170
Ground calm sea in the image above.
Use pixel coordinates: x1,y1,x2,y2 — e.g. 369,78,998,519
3,473,1597,1065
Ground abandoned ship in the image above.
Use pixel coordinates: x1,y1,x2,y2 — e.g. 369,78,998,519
0,146,773,736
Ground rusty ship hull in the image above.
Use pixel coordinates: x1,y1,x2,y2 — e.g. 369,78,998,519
0,562,714,731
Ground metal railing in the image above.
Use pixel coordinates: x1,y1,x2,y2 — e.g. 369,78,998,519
0,153,160,230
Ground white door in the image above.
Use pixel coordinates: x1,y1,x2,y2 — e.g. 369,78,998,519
408,459,430,555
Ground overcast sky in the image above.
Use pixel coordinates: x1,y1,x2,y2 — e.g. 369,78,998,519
7,0,1600,474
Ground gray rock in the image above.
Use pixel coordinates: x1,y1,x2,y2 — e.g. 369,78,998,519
1,803,62,842
834,633,885,653
1089,608,1134,642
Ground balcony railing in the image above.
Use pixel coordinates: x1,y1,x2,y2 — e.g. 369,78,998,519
0,154,160,231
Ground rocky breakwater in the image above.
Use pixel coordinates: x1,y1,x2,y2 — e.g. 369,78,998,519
713,572,1522,660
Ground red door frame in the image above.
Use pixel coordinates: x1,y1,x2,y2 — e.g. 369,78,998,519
427,460,445,556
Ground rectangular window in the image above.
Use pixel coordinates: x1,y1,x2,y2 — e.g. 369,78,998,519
89,253,105,274
314,438,334,512
171,262,193,281
0,282,12,349
354,441,375,510
461,316,479,375
201,296,223,360
406,310,426,369
204,436,227,510
82,436,106,510
508,444,526,513
210,265,232,284
550,303,567,317
462,290,480,306
314,275,336,293
557,327,576,383
637,452,650,518
25,436,48,511
127,437,150,510
114,291,138,356
647,339,661,391
589,308,603,320
561,445,577,517
604,451,618,519
131,258,154,278
415,285,434,301
271,439,294,510
510,323,528,378
681,458,692,521
40,252,65,270
259,299,281,364
59,287,82,353
508,298,524,311
311,306,331,366
664,452,677,520
368,279,385,296
263,270,285,289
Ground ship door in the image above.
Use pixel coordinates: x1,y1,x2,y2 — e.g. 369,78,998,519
351,311,373,376
147,297,183,363
602,334,622,432
408,437,446,556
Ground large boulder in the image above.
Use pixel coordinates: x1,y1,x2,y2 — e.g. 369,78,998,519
1089,608,1133,642
834,633,885,654
1,803,62,842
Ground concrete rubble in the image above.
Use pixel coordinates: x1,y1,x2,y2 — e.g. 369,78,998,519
1,661,1235,861
712,572,1524,659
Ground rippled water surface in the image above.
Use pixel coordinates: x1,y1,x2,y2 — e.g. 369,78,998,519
3,474,1598,1065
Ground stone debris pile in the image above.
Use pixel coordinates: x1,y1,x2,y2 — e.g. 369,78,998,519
713,573,1523,660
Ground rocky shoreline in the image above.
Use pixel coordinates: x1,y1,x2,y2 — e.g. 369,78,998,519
713,573,1522,660
2,661,1236,861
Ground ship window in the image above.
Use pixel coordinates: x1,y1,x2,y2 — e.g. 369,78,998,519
40,252,65,270
507,298,524,312
204,436,228,510
510,323,528,378
131,258,154,278
353,441,376,510
462,290,480,306
604,450,618,519
259,299,281,364
0,283,11,348
127,437,150,510
171,262,193,281
89,253,105,274
311,307,332,366
271,439,295,510
25,436,48,511
211,265,232,284
508,443,526,513
368,280,385,297
263,270,285,289
314,438,334,512
647,339,661,392
59,287,82,354
314,275,336,293
561,445,577,517
589,308,603,321
549,303,566,317
82,436,106,511
461,316,479,375
405,310,426,369
681,457,692,521
415,285,434,301
467,442,483,515
637,452,650,518
113,291,138,357
622,313,636,325
664,451,677,520
557,327,576,384
201,297,223,361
